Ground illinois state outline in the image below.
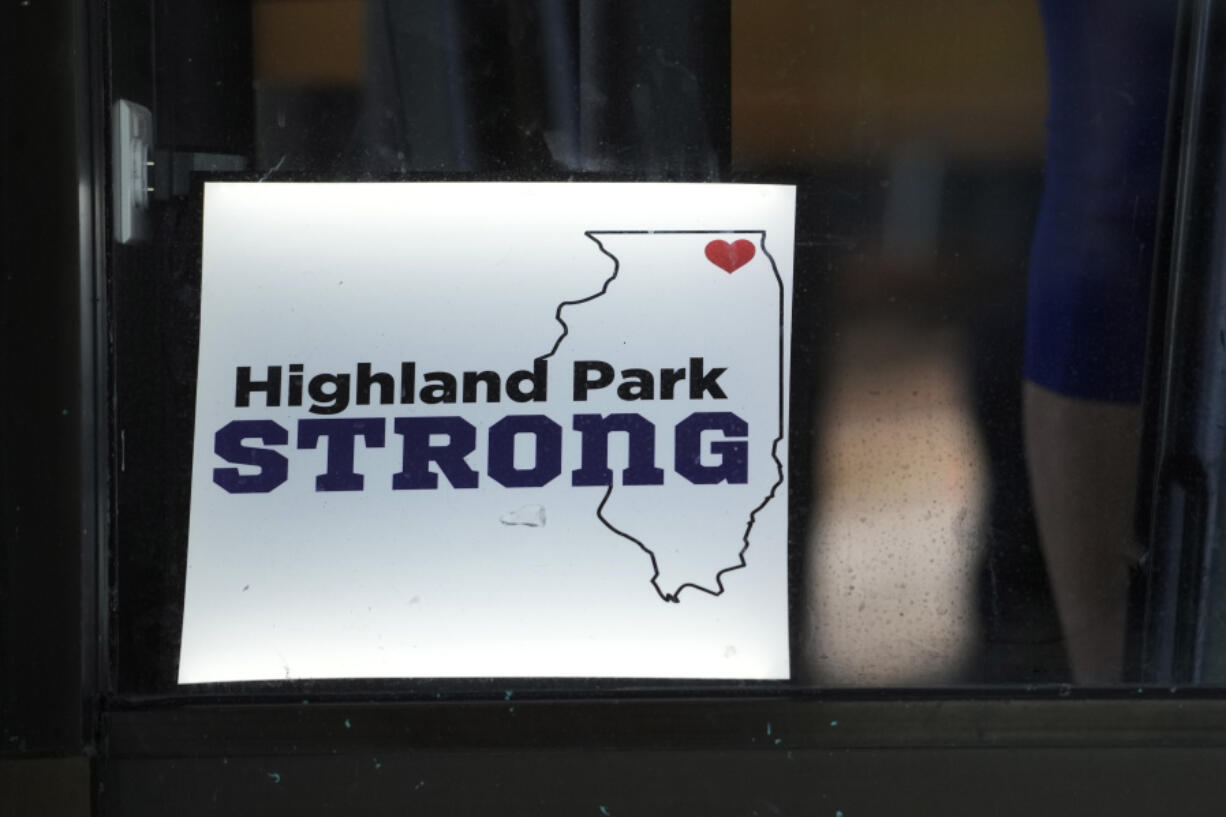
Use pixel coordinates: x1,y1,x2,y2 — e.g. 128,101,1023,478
545,230,785,601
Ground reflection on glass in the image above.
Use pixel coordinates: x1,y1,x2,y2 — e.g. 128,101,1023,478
805,323,987,685
736,0,1056,684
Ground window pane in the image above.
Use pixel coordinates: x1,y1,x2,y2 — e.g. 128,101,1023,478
109,0,1186,691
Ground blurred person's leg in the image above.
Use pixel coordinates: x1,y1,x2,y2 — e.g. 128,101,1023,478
970,287,1067,683
1025,0,1174,683
1025,383,1141,682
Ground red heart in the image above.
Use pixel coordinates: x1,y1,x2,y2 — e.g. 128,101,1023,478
704,239,756,273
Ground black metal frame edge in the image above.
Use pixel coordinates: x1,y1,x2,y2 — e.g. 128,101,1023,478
1142,0,1226,684
102,697,1226,757
0,0,106,760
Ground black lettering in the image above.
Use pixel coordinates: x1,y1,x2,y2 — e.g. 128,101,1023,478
235,365,282,408
400,362,416,404
660,367,686,399
421,372,457,404
356,363,394,405
462,370,501,403
288,363,304,406
574,361,614,400
617,368,654,400
688,357,727,400
308,373,351,414
507,359,548,402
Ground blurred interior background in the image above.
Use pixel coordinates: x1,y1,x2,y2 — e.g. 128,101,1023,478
732,0,1057,685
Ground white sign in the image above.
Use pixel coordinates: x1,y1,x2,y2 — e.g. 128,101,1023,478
179,182,795,683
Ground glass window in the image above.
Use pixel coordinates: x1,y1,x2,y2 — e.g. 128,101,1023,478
103,0,1199,695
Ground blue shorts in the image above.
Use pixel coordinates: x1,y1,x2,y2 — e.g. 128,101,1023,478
1024,0,1175,402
